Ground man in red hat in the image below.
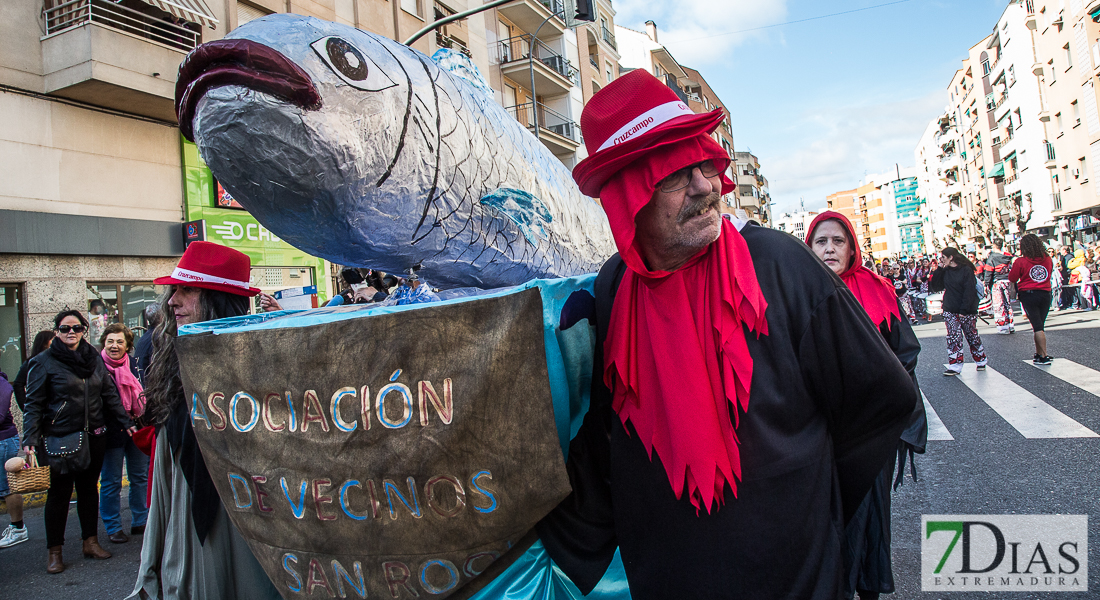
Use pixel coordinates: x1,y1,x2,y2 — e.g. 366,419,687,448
536,70,917,599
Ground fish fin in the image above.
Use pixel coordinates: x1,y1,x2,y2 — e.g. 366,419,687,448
431,49,494,98
479,188,553,247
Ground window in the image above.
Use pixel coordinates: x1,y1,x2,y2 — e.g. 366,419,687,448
86,283,162,344
1008,65,1016,85
1072,100,1080,126
1080,156,1088,181
1057,112,1064,135
0,286,24,377
1049,59,1056,83
237,1,272,27
1065,44,1073,69
401,0,423,18
605,61,612,83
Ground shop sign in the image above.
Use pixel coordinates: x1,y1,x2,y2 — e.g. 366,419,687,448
202,211,292,250
184,219,206,247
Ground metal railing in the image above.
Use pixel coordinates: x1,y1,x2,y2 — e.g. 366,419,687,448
505,101,579,142
436,31,472,58
589,54,598,67
601,26,616,50
44,0,199,52
538,0,564,17
1045,140,1057,162
1052,192,1062,211
499,34,575,82
1006,173,1018,184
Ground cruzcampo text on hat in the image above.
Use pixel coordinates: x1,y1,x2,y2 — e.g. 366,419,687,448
154,241,261,297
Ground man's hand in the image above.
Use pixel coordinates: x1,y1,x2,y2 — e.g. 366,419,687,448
353,286,379,303
258,293,283,312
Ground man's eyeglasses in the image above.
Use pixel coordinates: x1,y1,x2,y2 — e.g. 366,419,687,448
57,325,86,334
658,160,721,193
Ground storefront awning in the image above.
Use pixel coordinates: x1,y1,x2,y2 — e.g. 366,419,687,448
140,0,219,29
991,162,1005,177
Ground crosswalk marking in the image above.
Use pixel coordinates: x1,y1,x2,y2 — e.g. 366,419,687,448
945,364,1099,439
1026,358,1100,397
922,391,954,441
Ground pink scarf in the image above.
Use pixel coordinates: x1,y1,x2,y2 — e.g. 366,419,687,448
101,349,145,418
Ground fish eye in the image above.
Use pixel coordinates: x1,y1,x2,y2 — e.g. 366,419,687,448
311,36,396,92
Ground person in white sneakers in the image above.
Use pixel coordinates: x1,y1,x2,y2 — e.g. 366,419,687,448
0,370,28,548
930,248,988,376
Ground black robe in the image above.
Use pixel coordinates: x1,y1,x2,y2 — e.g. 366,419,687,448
537,224,918,600
842,304,926,598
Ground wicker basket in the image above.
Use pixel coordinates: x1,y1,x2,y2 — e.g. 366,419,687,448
8,454,50,494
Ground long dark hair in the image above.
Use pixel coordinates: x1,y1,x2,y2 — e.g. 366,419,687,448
30,330,55,358
1019,234,1046,259
144,286,250,427
941,247,976,272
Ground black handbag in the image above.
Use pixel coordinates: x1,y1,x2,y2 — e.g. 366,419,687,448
44,379,91,475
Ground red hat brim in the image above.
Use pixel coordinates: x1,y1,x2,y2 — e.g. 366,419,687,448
574,108,727,198
153,275,262,297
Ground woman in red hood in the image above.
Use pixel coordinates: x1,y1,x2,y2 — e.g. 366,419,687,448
806,211,927,600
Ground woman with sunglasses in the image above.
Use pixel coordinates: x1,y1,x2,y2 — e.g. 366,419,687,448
21,309,136,574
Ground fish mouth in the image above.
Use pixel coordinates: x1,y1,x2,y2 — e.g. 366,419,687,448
175,38,322,142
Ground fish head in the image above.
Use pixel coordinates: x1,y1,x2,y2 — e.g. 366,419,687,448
176,14,435,266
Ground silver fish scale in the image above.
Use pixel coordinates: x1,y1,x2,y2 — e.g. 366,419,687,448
190,14,615,289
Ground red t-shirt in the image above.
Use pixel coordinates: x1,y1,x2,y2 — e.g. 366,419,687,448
1009,255,1054,291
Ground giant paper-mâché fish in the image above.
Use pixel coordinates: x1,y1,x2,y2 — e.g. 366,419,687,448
176,14,615,289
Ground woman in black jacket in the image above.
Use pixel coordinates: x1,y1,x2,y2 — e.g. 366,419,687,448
929,248,988,376
21,309,135,574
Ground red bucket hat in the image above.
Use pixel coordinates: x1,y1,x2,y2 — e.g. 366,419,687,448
154,241,261,297
573,69,727,197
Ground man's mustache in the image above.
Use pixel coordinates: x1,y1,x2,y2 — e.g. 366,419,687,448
677,192,722,224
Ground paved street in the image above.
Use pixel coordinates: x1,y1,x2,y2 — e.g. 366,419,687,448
0,502,143,600
892,305,1100,598
3,305,1100,599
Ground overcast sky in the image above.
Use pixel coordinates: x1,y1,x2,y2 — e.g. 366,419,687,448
612,0,1012,215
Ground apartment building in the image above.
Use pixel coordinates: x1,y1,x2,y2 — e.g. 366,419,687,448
912,0,1100,250
1032,0,1100,245
576,0,621,103
733,152,772,224
489,0,586,167
772,210,819,240
915,115,968,250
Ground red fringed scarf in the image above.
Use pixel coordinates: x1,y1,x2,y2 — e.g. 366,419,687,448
804,211,900,330
600,135,769,513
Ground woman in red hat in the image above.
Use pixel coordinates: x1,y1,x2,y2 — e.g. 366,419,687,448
130,242,279,600
805,212,926,600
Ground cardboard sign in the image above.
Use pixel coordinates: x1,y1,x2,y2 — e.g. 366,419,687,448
176,288,571,599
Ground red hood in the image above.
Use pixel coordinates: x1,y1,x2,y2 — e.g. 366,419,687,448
804,211,900,329
805,210,862,276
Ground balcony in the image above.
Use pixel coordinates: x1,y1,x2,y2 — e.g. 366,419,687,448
499,35,576,97
505,101,581,156
1045,141,1057,169
436,31,472,58
41,0,202,121
600,26,617,51
497,0,564,37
